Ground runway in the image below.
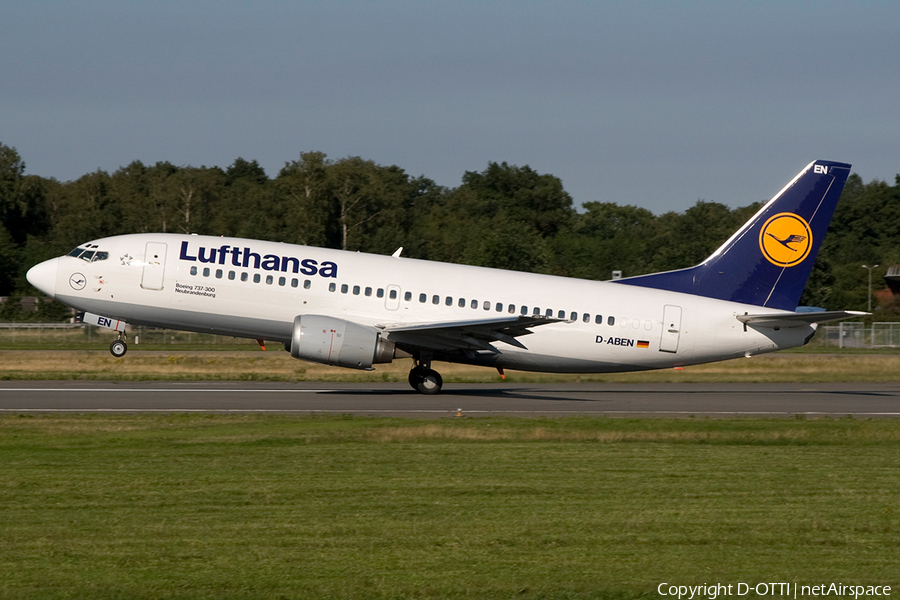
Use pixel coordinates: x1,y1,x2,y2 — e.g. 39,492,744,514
1,381,899,417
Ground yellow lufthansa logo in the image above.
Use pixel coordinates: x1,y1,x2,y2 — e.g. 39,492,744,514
759,213,812,267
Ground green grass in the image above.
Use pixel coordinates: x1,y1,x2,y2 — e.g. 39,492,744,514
1,415,898,599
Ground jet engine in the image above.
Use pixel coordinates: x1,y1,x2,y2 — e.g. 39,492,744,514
288,315,395,370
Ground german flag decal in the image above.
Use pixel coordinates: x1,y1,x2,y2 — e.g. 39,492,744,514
637,340,650,349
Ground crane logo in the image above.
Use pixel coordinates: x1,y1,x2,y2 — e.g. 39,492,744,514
68,272,86,290
759,213,812,267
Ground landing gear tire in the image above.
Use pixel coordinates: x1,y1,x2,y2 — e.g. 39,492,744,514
409,367,442,395
408,366,424,391
109,339,127,358
417,369,443,395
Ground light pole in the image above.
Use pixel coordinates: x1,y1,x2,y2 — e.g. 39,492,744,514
861,264,879,312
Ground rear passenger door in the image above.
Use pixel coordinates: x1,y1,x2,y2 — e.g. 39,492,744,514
659,305,682,353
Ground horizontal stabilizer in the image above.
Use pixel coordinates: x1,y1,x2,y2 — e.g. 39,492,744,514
736,310,868,329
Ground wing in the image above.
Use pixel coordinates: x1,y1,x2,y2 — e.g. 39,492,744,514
736,310,867,329
380,315,565,353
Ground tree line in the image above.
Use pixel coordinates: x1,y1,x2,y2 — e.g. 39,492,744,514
1,141,899,320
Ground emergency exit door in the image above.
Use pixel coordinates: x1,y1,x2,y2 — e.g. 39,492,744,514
659,304,682,353
385,285,401,310
141,242,167,290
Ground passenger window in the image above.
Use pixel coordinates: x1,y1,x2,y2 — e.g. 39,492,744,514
483,301,490,310
378,289,386,298
419,293,427,303
545,308,552,317
520,306,528,315
558,310,565,319
241,272,248,282
533,307,540,315
608,316,615,326
471,299,478,309
253,273,261,283
458,298,466,308
291,278,299,288
329,282,336,292
228,271,236,280
190,266,197,276
509,305,516,314
353,285,360,295
390,289,398,300
341,284,349,293
365,287,372,297
304,280,311,289
279,276,286,286
446,297,453,306
570,311,577,321
404,291,411,301
595,315,602,324
582,313,590,323
203,268,210,277
432,295,439,305
644,320,652,330
496,302,503,312
266,275,274,285
215,269,223,279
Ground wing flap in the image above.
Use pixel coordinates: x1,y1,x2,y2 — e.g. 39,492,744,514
381,315,565,352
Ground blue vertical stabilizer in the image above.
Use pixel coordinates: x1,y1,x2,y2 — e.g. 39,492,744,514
615,160,852,310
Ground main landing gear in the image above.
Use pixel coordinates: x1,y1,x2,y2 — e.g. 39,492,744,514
109,334,127,358
408,360,443,395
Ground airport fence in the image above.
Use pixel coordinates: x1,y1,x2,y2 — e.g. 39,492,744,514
809,322,900,349
1,321,898,350
0,322,250,347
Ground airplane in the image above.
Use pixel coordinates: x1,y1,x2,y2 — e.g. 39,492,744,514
26,160,865,394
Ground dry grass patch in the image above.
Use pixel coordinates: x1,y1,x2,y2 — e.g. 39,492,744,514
324,420,900,445
3,350,900,382
0,415,165,435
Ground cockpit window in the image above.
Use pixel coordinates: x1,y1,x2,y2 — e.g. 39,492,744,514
67,246,108,262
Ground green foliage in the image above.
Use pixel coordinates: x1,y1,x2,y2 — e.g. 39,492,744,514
0,224,18,296
550,202,661,279
458,161,574,237
2,140,899,314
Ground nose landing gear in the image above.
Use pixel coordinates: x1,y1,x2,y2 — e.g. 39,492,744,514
109,334,127,358
408,361,443,394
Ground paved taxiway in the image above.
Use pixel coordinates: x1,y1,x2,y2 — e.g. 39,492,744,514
1,381,899,417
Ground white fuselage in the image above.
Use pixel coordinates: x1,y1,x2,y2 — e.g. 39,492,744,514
34,233,813,373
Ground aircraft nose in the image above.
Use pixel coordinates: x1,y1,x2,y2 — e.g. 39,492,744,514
26,258,59,298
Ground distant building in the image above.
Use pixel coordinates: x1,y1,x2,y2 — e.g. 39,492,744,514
885,266,900,295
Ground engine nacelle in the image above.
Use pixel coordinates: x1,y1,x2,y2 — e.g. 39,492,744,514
289,315,395,370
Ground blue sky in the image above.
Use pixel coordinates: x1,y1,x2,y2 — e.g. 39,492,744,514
2,1,898,214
